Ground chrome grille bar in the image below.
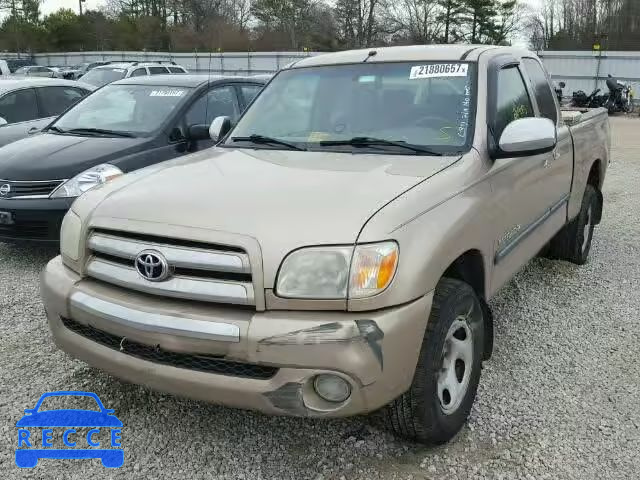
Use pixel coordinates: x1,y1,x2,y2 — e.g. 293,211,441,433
88,232,250,274
86,258,253,305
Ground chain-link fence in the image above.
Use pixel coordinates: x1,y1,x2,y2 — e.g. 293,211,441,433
24,51,317,76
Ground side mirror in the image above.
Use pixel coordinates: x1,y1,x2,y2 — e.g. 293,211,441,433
187,124,211,141
0,117,7,127
209,116,231,142
559,82,566,88
496,117,557,158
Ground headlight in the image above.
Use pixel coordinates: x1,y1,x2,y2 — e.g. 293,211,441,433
50,164,123,198
60,210,82,262
276,242,398,299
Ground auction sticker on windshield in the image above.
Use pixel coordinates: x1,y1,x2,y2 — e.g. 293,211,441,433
150,90,185,97
409,64,468,79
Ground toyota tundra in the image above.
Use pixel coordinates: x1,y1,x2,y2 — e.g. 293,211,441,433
40,45,610,444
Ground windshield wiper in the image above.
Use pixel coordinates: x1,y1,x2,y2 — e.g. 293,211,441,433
47,125,67,134
319,137,443,155
65,128,135,138
231,134,306,151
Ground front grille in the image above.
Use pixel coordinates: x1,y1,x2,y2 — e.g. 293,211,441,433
0,218,59,240
61,316,278,380
85,230,255,306
0,179,64,199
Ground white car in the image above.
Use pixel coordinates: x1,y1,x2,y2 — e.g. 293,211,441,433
13,66,57,78
79,61,188,87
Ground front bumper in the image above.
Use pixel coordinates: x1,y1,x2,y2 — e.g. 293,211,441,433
41,256,434,417
0,197,74,243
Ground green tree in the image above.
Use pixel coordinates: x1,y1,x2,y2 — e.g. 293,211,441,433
463,0,497,43
438,0,465,43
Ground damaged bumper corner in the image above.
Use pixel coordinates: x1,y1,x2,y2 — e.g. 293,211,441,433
42,256,434,417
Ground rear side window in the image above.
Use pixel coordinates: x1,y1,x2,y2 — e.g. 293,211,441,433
38,87,87,117
0,88,38,123
168,67,186,73
148,66,169,75
522,58,558,124
494,66,534,139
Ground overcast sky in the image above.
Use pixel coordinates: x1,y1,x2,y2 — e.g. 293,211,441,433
41,0,103,15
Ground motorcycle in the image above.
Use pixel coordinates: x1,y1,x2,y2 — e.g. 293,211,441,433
571,88,606,108
605,74,634,114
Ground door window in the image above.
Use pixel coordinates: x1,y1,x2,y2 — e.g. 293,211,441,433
0,89,39,124
130,68,147,77
522,58,558,124
148,66,169,75
239,84,263,106
494,66,534,139
38,87,87,117
184,86,240,126
168,67,186,73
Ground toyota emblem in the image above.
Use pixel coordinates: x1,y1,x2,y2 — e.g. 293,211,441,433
0,184,10,196
134,250,170,282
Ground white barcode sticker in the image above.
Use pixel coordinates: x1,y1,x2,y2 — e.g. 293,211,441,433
409,64,468,79
149,90,185,97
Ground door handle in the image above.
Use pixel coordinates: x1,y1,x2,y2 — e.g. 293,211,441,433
28,127,39,135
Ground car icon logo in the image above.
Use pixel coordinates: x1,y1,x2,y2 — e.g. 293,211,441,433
0,184,10,196
15,391,124,468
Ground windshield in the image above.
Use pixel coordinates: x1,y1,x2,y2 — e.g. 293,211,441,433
52,84,191,136
227,62,476,154
80,67,127,87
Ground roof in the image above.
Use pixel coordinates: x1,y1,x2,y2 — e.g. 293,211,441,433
112,74,267,88
93,62,184,70
291,45,532,68
0,77,96,93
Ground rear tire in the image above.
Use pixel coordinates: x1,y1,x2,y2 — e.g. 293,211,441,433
385,278,484,444
546,185,598,265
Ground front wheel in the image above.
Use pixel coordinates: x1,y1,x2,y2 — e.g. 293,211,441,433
385,278,484,444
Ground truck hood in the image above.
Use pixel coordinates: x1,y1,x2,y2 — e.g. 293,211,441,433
88,147,460,284
0,132,147,181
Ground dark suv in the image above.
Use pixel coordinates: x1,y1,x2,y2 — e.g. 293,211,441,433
0,74,266,242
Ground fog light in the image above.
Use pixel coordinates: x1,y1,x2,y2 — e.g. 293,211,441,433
313,374,351,403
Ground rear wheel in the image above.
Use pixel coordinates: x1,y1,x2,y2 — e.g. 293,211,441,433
546,185,598,265
385,278,484,444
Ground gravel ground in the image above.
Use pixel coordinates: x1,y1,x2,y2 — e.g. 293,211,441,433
1,117,639,480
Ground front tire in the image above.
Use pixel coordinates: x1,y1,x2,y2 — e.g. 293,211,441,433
385,278,484,444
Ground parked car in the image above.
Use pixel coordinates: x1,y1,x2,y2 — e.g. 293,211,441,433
0,74,265,242
0,58,33,73
70,61,112,80
79,61,188,87
0,78,94,147
13,65,57,78
40,46,610,444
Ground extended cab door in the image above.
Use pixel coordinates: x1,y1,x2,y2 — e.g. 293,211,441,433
521,57,574,224
487,60,562,294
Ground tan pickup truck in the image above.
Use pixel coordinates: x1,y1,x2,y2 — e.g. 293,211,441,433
41,45,610,444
